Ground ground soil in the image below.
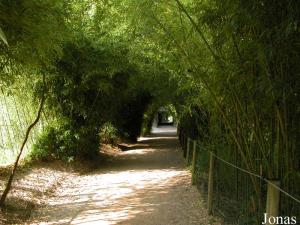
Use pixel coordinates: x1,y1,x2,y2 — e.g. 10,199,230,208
1,127,224,225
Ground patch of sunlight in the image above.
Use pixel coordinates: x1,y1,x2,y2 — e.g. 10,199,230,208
68,169,184,225
32,169,188,225
71,209,142,225
138,136,177,141
151,126,177,134
122,148,156,155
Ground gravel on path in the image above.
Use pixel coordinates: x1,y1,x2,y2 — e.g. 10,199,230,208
27,126,224,225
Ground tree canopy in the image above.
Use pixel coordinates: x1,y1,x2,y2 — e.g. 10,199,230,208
0,0,299,220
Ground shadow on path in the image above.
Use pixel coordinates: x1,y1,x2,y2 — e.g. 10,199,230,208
28,126,222,225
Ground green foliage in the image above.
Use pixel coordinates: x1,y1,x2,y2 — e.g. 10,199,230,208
0,0,298,219
0,0,68,81
117,0,299,220
99,122,119,145
178,105,209,140
141,105,158,136
29,126,64,162
30,119,99,161
0,27,8,46
0,88,45,166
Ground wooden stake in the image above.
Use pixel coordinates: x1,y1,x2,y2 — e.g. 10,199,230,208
191,140,197,184
183,135,186,158
207,151,215,215
265,180,280,225
185,137,190,164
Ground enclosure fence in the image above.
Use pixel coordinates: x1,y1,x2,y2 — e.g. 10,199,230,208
178,130,300,225
0,91,47,166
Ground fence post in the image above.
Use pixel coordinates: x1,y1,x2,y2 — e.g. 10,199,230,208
207,151,215,215
265,180,280,225
191,140,197,184
185,137,191,164
182,134,186,157
179,129,183,145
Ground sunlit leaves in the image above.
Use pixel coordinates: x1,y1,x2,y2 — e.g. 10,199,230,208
0,27,8,46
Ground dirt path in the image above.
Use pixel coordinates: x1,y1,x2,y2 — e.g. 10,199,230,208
27,127,223,225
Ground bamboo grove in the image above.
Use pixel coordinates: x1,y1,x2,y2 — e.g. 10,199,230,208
0,0,299,223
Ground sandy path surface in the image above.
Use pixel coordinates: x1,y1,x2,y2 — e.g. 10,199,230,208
28,126,222,225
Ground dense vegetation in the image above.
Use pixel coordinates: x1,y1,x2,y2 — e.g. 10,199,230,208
0,0,299,222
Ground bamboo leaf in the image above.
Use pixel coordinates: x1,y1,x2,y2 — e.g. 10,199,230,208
0,27,8,46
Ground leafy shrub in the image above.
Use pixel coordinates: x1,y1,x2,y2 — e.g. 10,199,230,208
29,120,99,162
99,122,119,144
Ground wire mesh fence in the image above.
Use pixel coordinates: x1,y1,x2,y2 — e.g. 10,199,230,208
0,90,47,166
